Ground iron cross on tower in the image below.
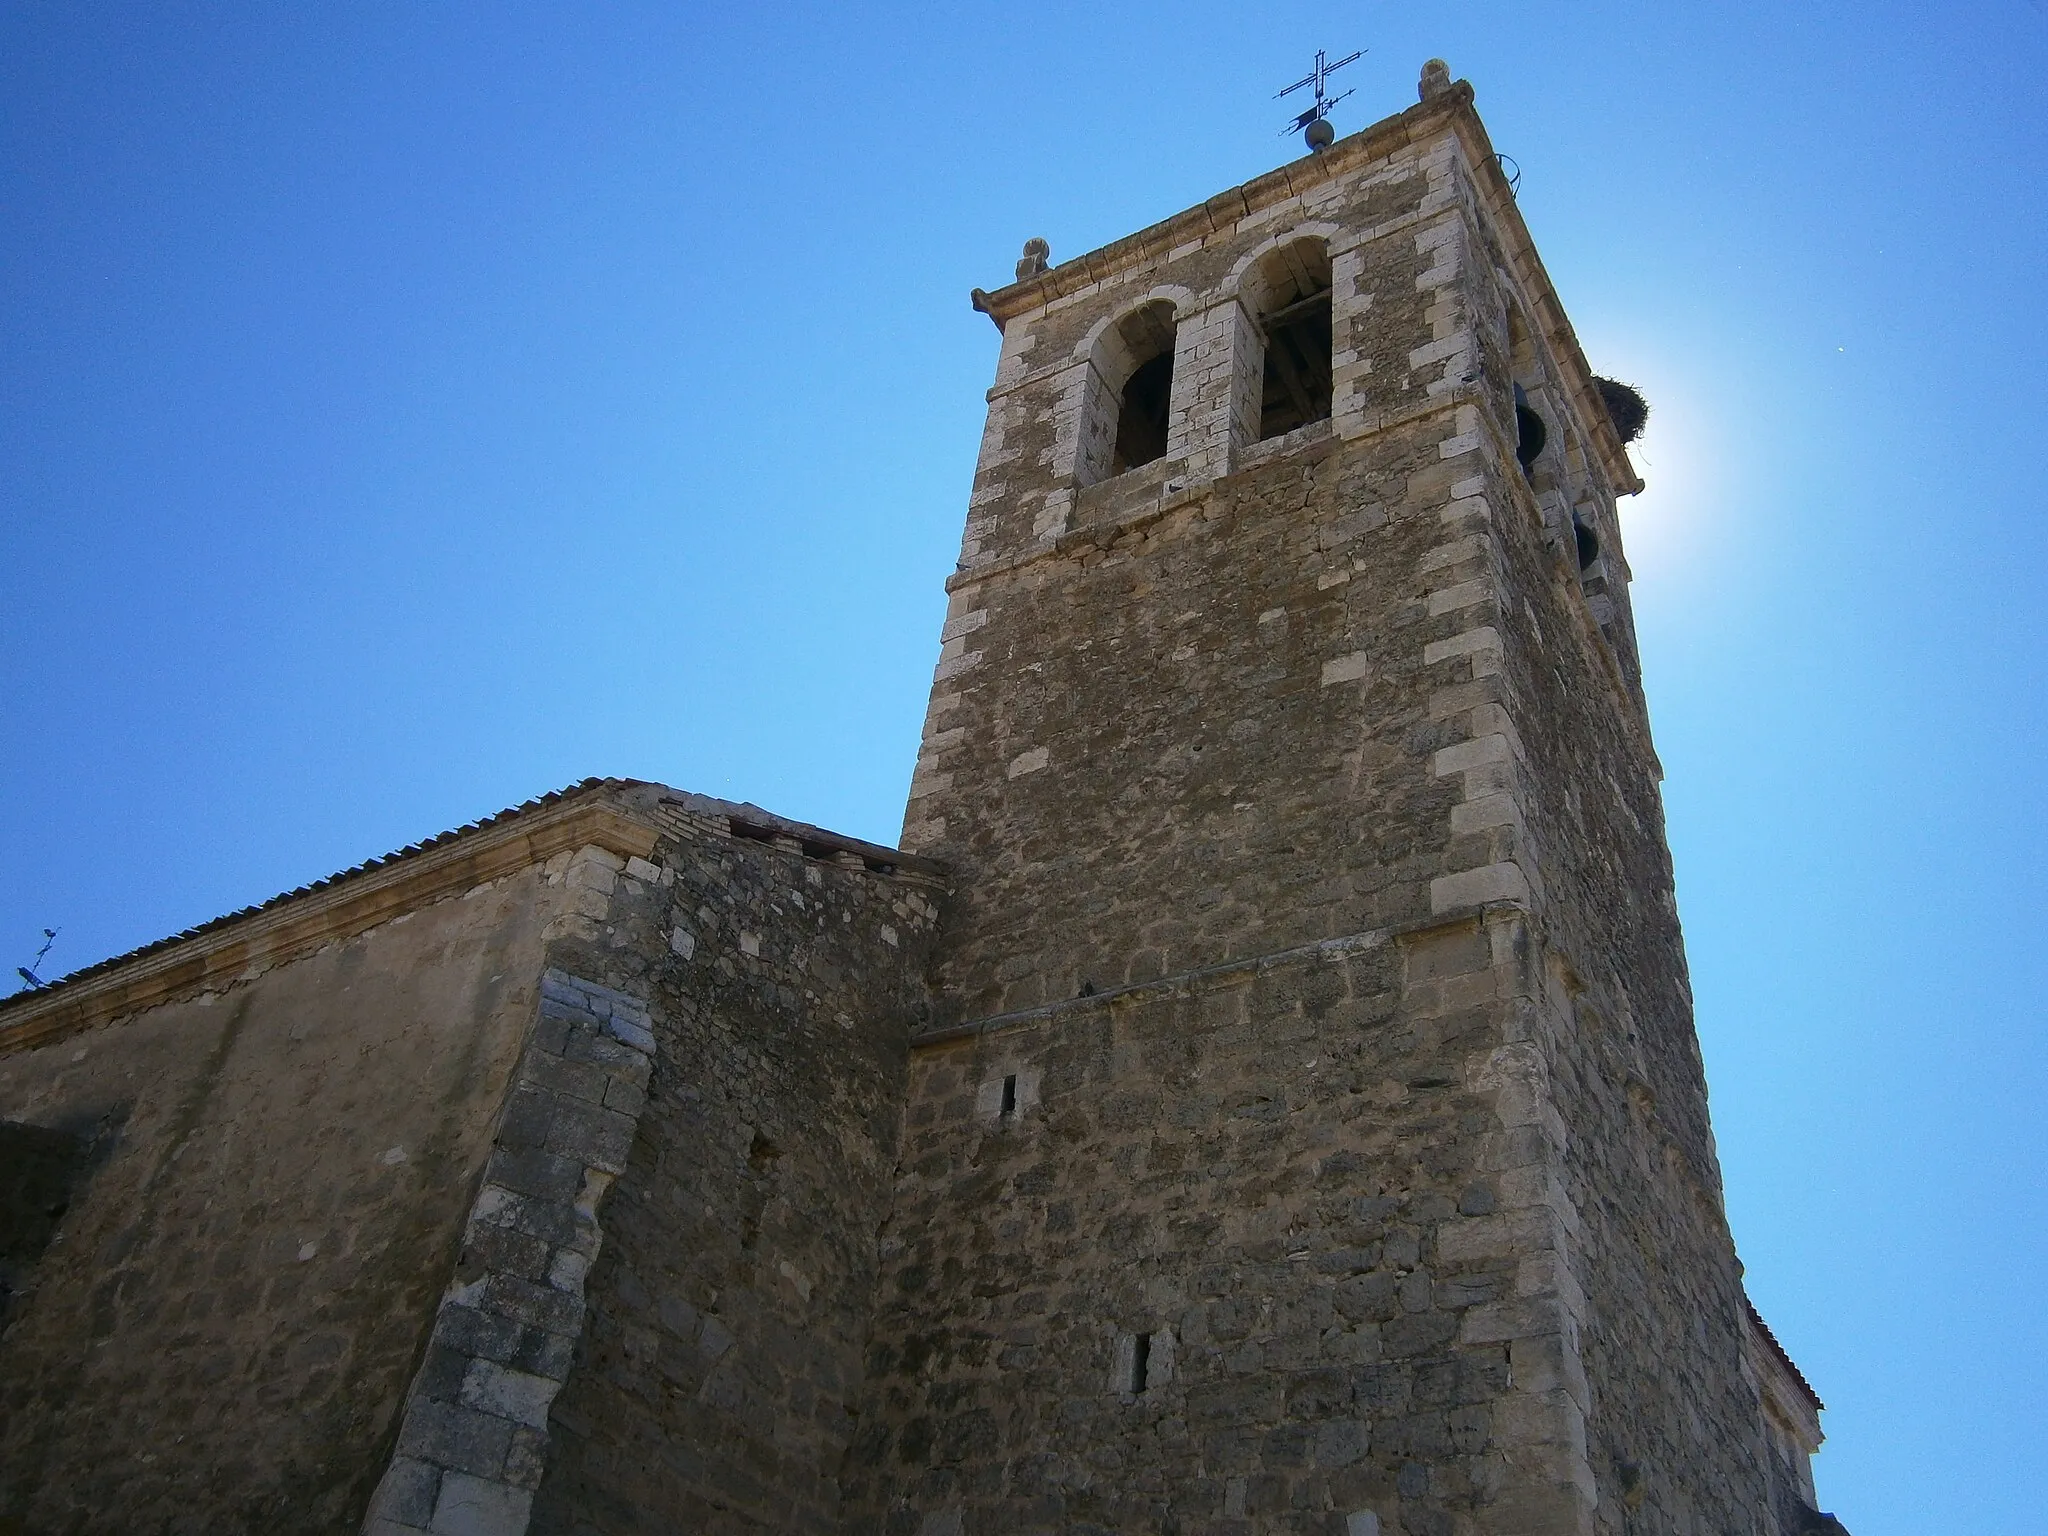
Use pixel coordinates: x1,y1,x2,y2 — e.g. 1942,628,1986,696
1278,46,1363,151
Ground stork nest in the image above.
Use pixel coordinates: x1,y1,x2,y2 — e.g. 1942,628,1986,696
1592,377,1649,444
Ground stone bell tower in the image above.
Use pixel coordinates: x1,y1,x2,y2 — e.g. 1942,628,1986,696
842,63,1832,1536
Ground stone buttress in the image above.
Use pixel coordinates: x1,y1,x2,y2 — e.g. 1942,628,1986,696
0,782,946,1536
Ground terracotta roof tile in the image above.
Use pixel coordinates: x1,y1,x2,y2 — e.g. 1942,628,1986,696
1746,1297,1825,1413
1,776,631,1014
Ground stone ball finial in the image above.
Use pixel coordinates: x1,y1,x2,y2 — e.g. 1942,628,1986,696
1015,238,1051,281
1419,59,1452,100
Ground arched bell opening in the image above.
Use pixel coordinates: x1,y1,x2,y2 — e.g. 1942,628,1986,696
1248,239,1334,441
1515,382,1548,470
1573,512,1601,571
1507,304,1549,477
1106,301,1177,476
1076,299,1180,488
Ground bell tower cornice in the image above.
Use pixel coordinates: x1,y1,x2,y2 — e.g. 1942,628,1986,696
971,76,1642,499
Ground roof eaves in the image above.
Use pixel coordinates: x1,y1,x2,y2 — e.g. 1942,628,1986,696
0,776,649,1049
1746,1297,1826,1414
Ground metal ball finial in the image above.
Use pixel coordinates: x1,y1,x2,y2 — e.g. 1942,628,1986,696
1277,48,1360,151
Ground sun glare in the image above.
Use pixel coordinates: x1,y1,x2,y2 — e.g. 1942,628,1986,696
1600,353,1732,597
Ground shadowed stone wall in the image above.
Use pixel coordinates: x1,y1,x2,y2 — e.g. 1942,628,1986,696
845,916,1583,1535
523,798,943,1535
0,863,576,1533
0,1115,117,1335
0,781,949,1536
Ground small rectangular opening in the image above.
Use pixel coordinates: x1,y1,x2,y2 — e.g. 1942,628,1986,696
1130,1332,1152,1393
1000,1074,1018,1118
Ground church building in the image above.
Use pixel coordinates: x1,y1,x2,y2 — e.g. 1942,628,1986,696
0,63,1843,1536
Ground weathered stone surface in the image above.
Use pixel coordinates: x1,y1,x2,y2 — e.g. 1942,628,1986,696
846,75,1815,1536
0,864,569,1533
843,921,1555,1533
362,950,666,1536
429,1472,533,1536
0,76,1830,1536
522,804,942,1536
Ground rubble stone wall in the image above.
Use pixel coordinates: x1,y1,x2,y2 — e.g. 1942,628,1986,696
363,966,659,1536
877,94,1799,1535
909,416,1476,1034
904,118,1569,1039
844,913,1595,1536
523,802,943,1535
0,864,572,1533
866,116,1614,1535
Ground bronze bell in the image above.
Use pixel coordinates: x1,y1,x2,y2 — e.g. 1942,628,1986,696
1514,382,1547,469
1573,512,1600,570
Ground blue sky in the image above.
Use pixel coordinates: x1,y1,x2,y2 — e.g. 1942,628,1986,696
4,3,2044,1527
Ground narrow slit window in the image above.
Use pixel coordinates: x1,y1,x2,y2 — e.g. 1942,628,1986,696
1252,240,1334,441
1000,1074,1018,1118
1130,1332,1153,1393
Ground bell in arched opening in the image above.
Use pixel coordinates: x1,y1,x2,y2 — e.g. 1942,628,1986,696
1250,239,1335,442
1573,512,1601,571
1514,382,1548,470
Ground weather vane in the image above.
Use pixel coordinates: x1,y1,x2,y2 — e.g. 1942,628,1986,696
1278,47,1363,151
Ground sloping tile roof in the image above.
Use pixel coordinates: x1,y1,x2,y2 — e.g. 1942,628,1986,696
1,776,631,1016
1747,1297,1825,1413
